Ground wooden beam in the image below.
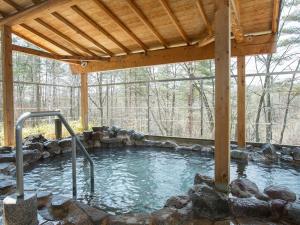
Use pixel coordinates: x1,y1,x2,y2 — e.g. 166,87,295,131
51,12,113,57
126,0,168,48
0,0,79,26
230,0,244,43
237,56,246,148
71,34,276,73
71,5,130,54
272,0,280,33
214,0,231,191
158,0,189,44
35,18,97,56
196,0,213,35
13,30,59,54
92,0,147,52
80,73,89,130
3,0,22,11
198,34,214,47
12,45,105,64
20,23,78,56
1,26,15,146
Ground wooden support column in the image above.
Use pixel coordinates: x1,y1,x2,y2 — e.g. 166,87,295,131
80,73,88,130
214,0,231,191
237,56,246,148
1,25,15,146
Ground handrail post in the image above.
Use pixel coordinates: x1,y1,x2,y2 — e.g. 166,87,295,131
14,111,95,198
72,136,77,198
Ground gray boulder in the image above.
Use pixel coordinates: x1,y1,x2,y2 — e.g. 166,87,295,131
175,146,193,151
270,199,287,220
284,200,300,225
231,150,248,161
160,141,178,149
23,134,47,145
264,185,296,202
229,198,271,218
291,147,300,161
44,140,61,155
23,149,42,164
189,184,229,219
230,178,259,198
164,195,190,209
0,153,15,163
194,174,214,187
26,142,44,152
261,143,278,160
191,144,203,151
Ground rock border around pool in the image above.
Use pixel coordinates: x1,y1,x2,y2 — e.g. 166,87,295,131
0,126,299,225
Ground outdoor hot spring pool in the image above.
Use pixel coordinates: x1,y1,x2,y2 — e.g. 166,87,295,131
23,147,300,214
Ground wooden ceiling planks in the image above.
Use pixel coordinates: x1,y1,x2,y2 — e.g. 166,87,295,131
0,0,280,69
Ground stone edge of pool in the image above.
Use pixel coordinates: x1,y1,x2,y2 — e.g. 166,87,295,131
0,126,299,225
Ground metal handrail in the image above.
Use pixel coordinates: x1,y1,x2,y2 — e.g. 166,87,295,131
15,111,95,197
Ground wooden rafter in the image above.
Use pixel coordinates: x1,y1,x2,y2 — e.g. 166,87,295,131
126,0,168,48
51,11,113,56
92,0,147,52
0,0,74,26
3,0,22,11
35,17,97,56
230,0,244,43
196,0,212,35
158,0,189,44
11,44,100,64
71,5,130,54
13,30,59,54
272,0,280,33
71,34,276,73
20,23,78,55
0,10,8,18
198,34,214,47
93,0,148,51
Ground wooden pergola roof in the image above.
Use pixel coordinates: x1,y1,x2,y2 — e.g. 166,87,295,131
0,0,280,73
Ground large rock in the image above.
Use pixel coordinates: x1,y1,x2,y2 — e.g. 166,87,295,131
291,147,300,161
23,134,47,145
0,153,15,163
189,184,229,220
26,142,44,152
264,185,296,202
230,178,259,198
164,195,190,209
130,132,145,141
0,180,15,195
75,202,108,225
151,208,180,225
231,150,248,161
51,195,72,219
23,149,42,165
0,162,15,175
58,138,73,153
37,191,52,209
261,143,278,160
175,146,193,151
109,213,150,225
194,174,214,187
284,200,300,225
270,199,287,220
191,144,203,151
160,141,178,149
44,140,61,155
229,198,271,218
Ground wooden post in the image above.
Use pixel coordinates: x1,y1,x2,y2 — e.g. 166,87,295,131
80,73,88,130
214,0,231,191
1,25,15,146
55,118,62,139
237,56,246,148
